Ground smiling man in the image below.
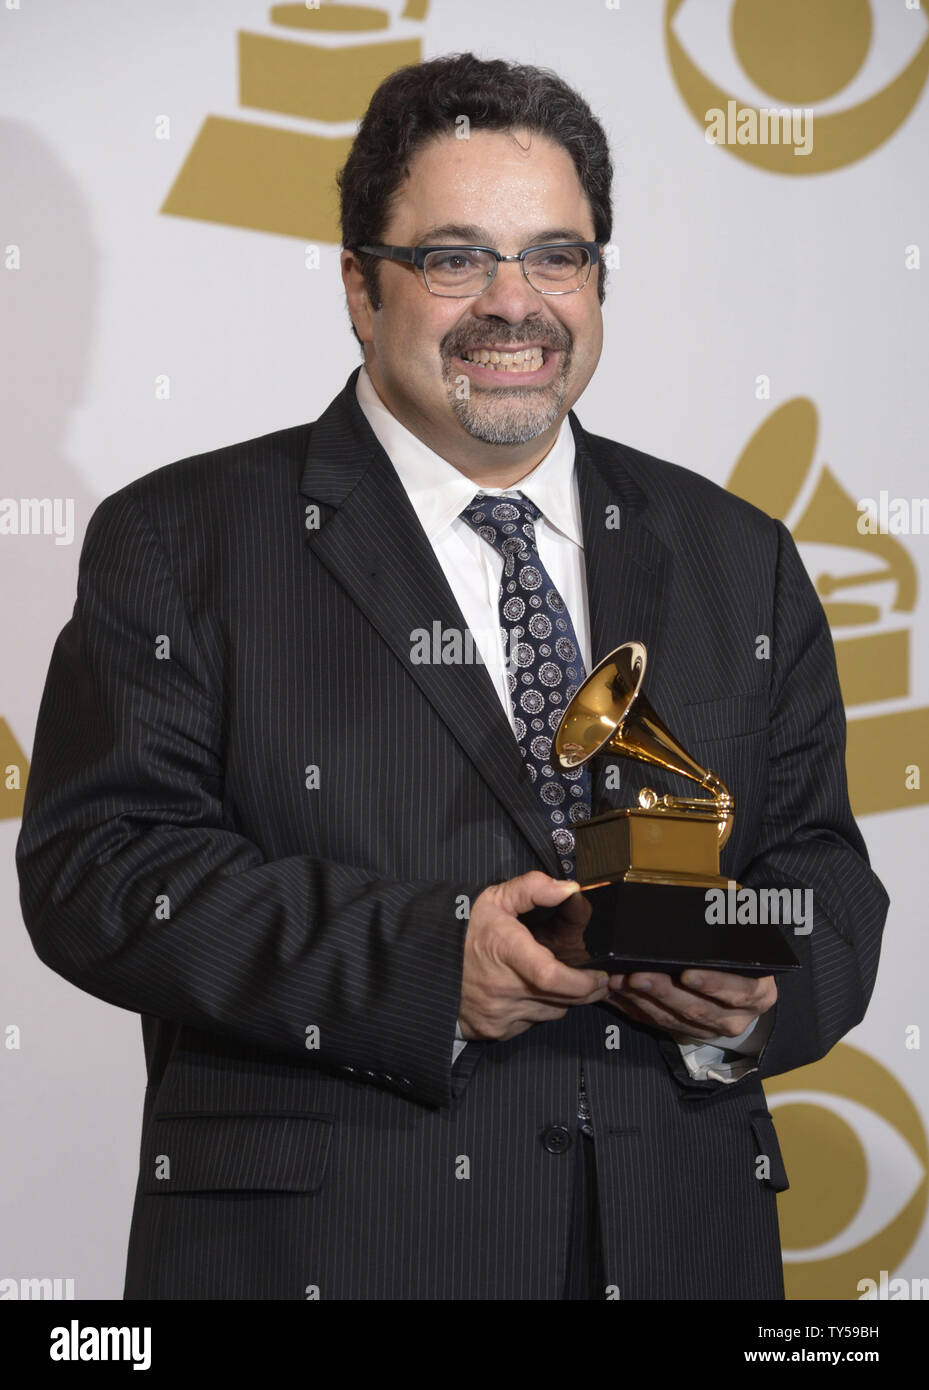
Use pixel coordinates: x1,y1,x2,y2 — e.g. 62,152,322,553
17,53,887,1301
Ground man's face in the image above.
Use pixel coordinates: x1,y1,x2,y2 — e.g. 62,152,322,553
343,127,604,470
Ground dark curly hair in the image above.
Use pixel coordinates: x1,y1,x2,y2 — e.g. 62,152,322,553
337,52,614,346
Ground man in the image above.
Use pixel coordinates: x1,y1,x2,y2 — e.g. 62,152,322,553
17,54,887,1300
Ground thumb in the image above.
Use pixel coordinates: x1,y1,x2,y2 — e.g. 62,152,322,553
495,870,581,917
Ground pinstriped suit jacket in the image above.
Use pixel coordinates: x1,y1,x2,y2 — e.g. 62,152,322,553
16,366,888,1299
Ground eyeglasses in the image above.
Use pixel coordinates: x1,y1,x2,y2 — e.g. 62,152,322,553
355,242,601,297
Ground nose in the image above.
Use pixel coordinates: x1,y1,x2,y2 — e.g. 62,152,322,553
470,257,545,325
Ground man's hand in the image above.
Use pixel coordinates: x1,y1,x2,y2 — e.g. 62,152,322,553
605,968,777,1042
530,885,592,967
458,872,609,1042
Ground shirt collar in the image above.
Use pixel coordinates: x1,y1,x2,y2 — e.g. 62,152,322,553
355,365,582,547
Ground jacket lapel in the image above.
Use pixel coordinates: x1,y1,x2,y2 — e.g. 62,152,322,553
300,370,561,874
571,415,673,711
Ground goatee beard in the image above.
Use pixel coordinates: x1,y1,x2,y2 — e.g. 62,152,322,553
444,358,570,445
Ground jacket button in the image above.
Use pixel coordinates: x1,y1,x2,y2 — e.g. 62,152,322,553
541,1124,572,1154
361,1070,378,1083
395,1077,413,1092
338,1064,358,1077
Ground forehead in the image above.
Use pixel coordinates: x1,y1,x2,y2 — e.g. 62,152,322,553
384,127,595,242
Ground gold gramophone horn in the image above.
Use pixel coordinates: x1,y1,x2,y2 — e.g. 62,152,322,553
554,641,734,846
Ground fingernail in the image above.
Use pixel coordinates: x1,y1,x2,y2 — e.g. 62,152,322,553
609,974,625,989
637,976,653,991
687,973,704,989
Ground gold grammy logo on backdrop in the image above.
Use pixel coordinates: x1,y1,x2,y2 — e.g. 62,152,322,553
727,398,927,818
665,0,929,174
161,2,431,241
766,1043,928,1301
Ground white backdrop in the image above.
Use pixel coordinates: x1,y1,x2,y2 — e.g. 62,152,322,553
2,0,927,1300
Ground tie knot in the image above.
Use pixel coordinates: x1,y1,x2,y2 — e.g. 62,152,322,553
460,493,541,557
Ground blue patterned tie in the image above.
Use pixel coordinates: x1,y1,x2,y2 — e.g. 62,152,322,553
461,491,596,1135
460,493,592,877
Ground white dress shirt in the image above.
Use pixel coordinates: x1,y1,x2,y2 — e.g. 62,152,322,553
354,365,770,1083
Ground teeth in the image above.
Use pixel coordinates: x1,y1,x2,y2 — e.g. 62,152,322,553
462,346,546,371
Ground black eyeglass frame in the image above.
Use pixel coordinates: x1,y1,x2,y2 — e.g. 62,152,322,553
354,241,602,296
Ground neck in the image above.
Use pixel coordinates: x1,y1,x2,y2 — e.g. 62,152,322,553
445,432,561,489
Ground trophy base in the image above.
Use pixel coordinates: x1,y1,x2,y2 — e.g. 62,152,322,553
519,879,801,977
578,879,800,976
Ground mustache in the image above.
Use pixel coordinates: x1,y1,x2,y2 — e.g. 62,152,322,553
446,330,572,354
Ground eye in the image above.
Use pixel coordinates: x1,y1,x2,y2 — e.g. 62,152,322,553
535,248,581,268
427,250,483,273
528,247,581,265
666,0,929,172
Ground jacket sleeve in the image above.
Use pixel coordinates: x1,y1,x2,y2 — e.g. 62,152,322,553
15,487,479,1109
661,518,889,1096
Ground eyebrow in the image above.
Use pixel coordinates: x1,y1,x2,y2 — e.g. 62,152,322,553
410,224,592,246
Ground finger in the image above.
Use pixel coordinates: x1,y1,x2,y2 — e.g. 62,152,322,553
533,917,589,962
550,891,592,928
607,988,738,1039
529,977,610,1007
529,966,612,1006
612,974,761,1037
608,972,776,1034
677,969,778,1012
496,871,581,917
534,915,587,946
623,971,773,1028
534,934,592,970
510,930,609,1001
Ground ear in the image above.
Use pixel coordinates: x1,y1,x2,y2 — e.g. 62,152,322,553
341,248,375,347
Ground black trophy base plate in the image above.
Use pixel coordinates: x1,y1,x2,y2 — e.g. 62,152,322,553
521,879,800,978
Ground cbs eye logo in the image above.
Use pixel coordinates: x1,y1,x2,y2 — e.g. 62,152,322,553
765,1041,927,1299
666,0,929,174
